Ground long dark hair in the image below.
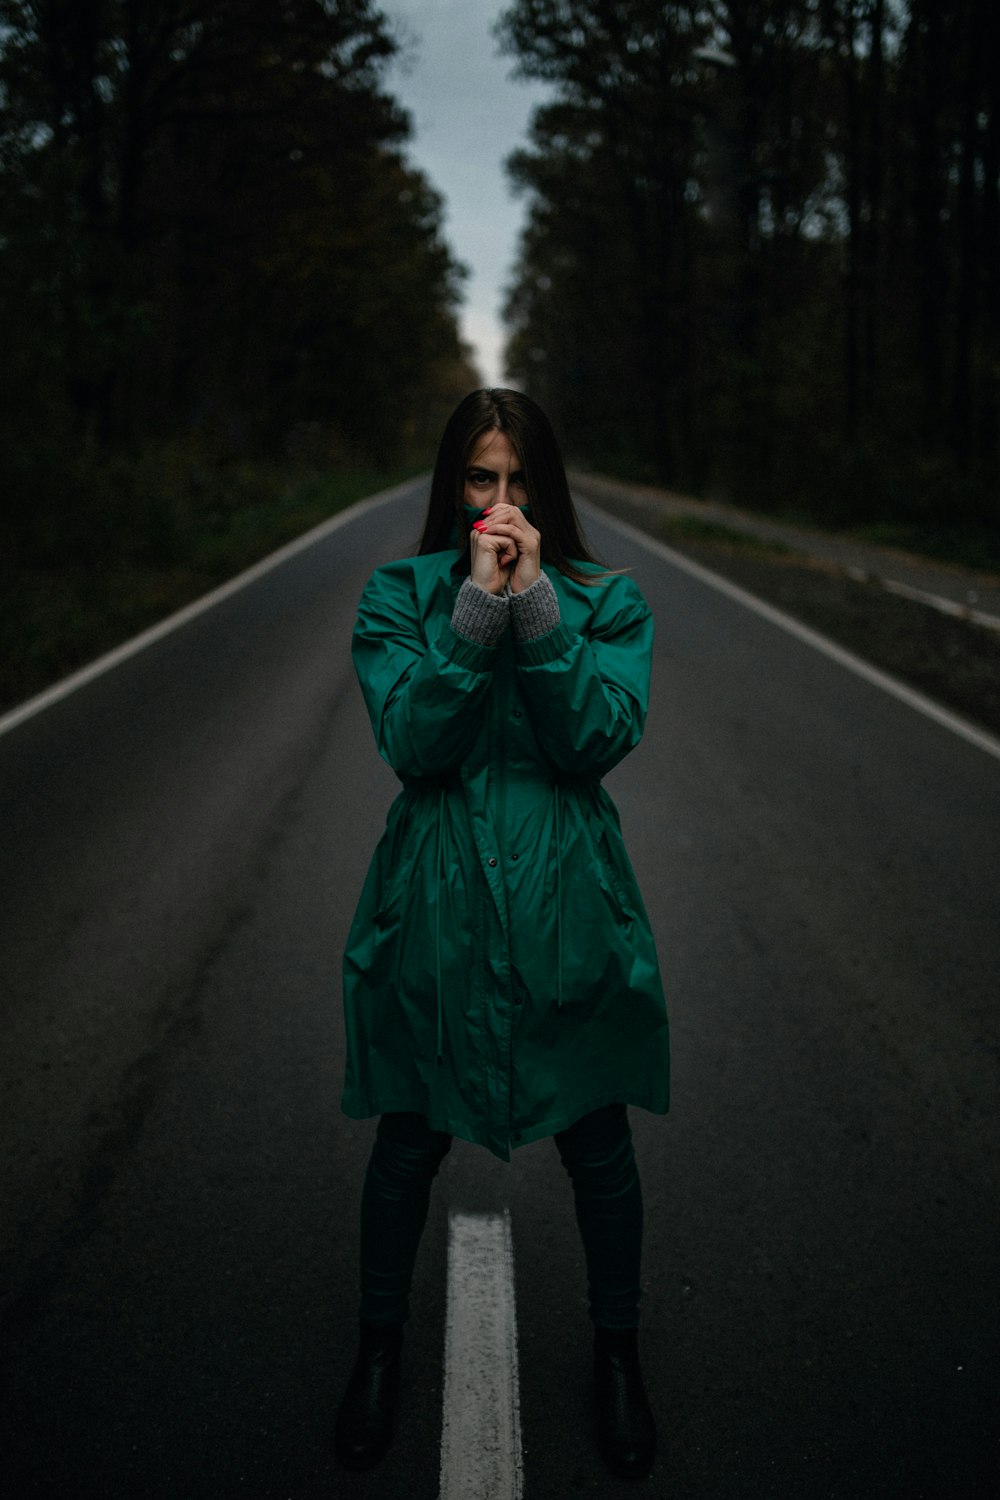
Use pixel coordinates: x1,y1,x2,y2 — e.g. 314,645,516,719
417,388,607,583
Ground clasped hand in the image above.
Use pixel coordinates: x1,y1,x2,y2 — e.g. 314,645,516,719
469,504,541,595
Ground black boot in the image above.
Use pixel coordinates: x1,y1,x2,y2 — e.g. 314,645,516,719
334,1320,403,1470
594,1326,657,1480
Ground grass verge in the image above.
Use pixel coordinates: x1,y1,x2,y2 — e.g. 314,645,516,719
1,465,420,718
846,520,1000,575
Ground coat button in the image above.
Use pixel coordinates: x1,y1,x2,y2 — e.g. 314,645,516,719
511,852,519,861
488,857,498,867
513,709,523,719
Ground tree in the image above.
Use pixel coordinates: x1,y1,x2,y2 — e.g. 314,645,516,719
0,0,475,562
498,0,999,524
498,1,704,478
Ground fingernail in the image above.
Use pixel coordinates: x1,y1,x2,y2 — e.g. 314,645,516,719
483,507,493,514
472,521,487,531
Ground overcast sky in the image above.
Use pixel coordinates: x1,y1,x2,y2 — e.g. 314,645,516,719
380,1,551,386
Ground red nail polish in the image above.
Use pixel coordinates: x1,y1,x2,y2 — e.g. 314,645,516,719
483,507,493,514
472,521,487,531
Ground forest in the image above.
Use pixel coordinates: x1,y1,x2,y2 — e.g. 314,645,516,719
498,0,999,534
0,0,476,579
1,1,997,709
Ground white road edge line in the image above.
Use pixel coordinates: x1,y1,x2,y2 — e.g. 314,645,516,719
581,500,1000,766
439,1209,523,1500
0,477,420,741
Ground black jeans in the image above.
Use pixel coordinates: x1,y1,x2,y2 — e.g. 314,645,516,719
358,1104,643,1329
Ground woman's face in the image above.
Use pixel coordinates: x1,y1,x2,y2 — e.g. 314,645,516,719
464,429,528,510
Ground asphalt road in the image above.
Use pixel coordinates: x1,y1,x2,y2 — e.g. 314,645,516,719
1,482,998,1499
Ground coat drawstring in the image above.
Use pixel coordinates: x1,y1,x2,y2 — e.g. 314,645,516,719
554,783,563,1010
436,786,445,1062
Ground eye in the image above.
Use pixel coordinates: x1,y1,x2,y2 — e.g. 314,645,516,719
466,468,493,487
511,472,527,489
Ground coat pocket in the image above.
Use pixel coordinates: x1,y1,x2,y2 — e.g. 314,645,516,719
373,795,416,930
595,828,639,927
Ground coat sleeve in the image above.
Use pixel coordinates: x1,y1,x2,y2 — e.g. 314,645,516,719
352,564,496,779
513,575,653,779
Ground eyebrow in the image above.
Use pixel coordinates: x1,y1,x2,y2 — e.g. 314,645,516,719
466,466,526,480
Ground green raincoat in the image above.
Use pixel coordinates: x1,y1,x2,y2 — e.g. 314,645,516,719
341,545,669,1160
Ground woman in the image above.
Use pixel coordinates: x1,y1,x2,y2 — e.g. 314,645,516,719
335,389,669,1481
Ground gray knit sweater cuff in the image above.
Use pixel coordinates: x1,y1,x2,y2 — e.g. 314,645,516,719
508,572,561,642
450,577,510,647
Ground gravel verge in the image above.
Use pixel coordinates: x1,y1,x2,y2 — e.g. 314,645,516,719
578,487,1000,740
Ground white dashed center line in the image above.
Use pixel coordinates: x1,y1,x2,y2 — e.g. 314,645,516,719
439,1210,523,1500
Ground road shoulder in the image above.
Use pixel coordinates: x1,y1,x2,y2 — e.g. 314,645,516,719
572,474,1000,738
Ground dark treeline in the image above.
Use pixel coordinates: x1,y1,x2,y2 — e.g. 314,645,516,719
498,0,999,527
0,0,476,569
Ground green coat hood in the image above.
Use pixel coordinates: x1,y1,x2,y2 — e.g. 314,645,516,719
342,548,669,1159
